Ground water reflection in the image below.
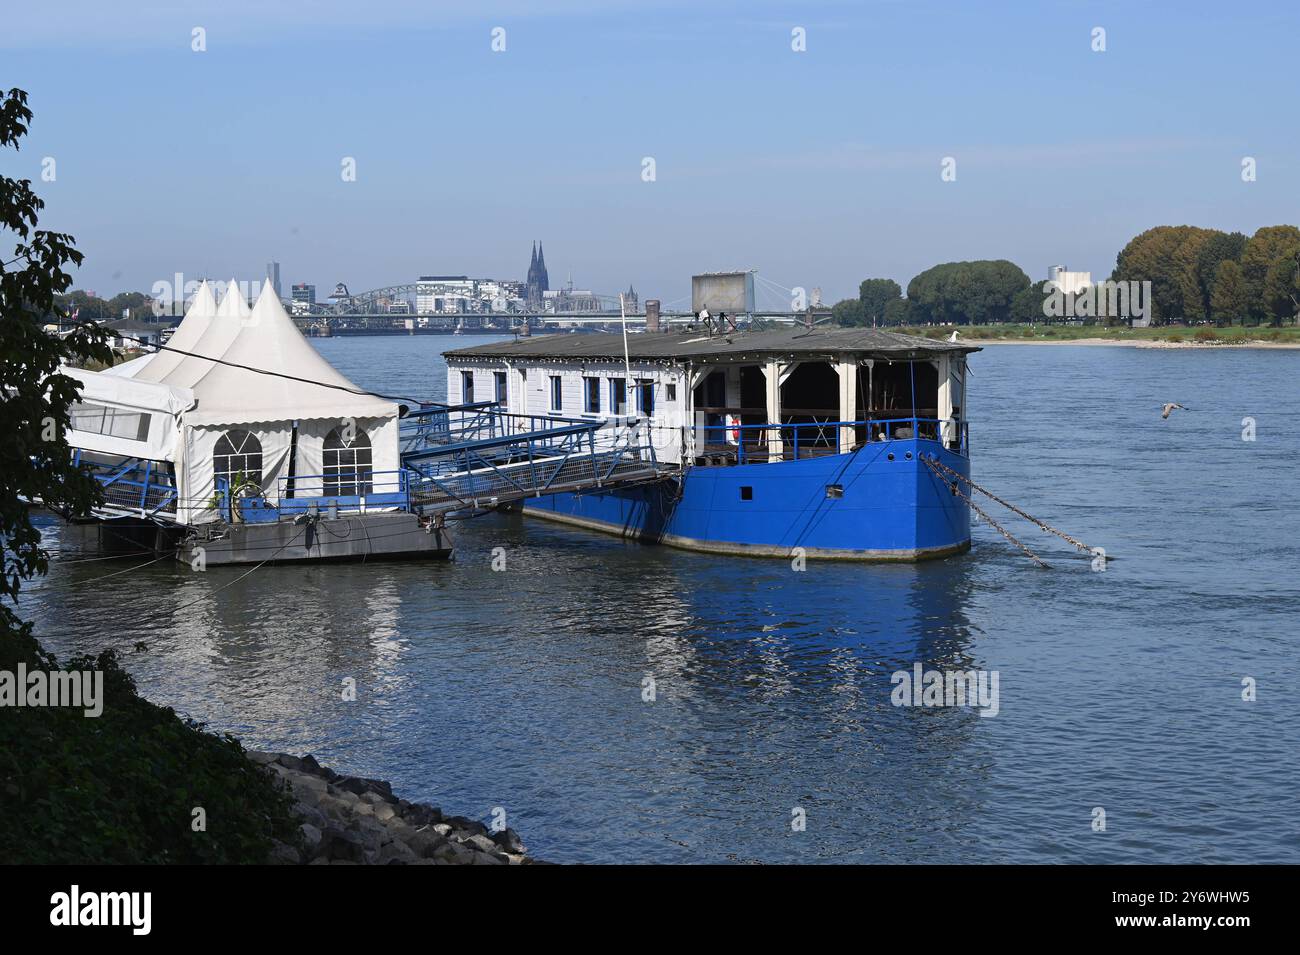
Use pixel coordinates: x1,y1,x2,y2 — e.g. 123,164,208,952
21,339,1300,863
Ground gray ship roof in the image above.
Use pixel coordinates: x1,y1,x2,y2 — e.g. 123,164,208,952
444,327,980,364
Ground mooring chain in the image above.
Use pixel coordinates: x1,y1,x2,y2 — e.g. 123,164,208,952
924,454,1095,556
923,458,1049,569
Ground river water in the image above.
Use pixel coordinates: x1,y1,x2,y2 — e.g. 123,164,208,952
27,337,1300,863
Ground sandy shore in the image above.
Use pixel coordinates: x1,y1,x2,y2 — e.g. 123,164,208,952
971,337,1300,349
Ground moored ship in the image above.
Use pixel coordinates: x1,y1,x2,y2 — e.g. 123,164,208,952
444,325,978,560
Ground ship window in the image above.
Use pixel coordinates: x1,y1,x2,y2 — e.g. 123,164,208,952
494,372,507,404
461,371,474,404
666,383,677,402
584,377,601,413
323,426,373,497
550,376,563,412
637,379,654,416
740,486,753,501
609,378,628,415
213,429,263,491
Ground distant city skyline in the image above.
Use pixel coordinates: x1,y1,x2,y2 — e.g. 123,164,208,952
6,0,1298,305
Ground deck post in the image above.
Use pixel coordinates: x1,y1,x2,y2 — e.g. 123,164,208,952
835,356,857,452
761,360,785,462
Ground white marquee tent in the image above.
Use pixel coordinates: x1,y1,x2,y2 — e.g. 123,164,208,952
66,280,402,525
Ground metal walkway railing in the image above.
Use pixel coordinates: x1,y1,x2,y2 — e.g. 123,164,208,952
400,403,666,512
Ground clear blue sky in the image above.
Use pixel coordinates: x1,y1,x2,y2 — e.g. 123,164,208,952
5,0,1297,306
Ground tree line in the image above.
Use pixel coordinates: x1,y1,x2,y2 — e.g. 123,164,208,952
57,289,157,322
833,224,1300,327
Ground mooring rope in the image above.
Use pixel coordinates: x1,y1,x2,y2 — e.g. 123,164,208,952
923,454,1096,556
922,457,1049,569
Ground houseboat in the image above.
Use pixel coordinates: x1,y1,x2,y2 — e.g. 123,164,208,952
443,326,979,560
55,280,452,565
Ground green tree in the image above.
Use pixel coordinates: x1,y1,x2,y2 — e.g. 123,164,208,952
1194,230,1247,322
1209,259,1246,326
1,88,301,865
881,297,912,326
906,260,1030,325
0,88,110,625
1262,246,1300,324
857,278,902,325
831,297,867,326
1240,225,1300,324
1011,281,1052,323
1112,225,1208,323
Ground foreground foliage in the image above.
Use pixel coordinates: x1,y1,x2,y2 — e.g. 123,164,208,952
0,626,302,863
1,87,300,864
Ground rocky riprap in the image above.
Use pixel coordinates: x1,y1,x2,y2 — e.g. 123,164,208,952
248,752,536,865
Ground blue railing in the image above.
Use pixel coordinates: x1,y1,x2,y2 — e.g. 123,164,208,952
400,400,624,459
402,417,661,511
208,470,411,523
272,470,410,520
693,417,969,464
400,401,504,451
74,450,178,516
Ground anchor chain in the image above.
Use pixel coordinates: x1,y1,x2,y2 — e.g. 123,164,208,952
923,454,1097,556
923,457,1049,569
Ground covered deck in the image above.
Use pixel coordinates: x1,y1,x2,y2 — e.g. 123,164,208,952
444,326,979,468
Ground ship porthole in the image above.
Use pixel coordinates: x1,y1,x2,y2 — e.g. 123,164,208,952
905,451,913,460
887,453,895,461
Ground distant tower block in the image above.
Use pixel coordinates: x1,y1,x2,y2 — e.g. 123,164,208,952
266,260,281,300
645,299,661,332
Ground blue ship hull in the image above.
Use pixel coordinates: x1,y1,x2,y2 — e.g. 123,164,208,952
524,437,971,561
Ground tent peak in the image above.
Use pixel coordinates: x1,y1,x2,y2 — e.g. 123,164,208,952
215,278,251,318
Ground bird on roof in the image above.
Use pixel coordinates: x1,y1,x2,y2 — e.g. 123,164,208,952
1161,402,1187,419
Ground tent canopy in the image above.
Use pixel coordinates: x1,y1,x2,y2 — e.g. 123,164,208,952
180,282,397,426
109,278,397,426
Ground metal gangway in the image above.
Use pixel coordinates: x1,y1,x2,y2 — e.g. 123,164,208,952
399,401,668,513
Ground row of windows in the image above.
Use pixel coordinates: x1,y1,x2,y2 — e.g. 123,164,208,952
212,426,373,498
460,369,678,416
560,376,665,416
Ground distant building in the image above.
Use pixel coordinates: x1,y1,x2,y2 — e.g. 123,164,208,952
543,273,603,316
105,319,165,350
266,261,281,300
1047,265,1092,296
623,285,639,311
526,242,550,305
416,276,475,314
291,283,316,316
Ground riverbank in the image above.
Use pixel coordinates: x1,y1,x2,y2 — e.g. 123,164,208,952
975,337,1300,349
896,323,1300,348
251,751,537,865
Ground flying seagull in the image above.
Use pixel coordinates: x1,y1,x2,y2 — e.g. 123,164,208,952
1161,402,1187,419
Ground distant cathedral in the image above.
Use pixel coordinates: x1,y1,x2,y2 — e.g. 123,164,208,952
526,241,549,304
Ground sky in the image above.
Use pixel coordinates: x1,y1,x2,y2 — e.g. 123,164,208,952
4,0,1298,306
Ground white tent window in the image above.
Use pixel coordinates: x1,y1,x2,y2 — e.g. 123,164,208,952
323,427,372,496
213,429,263,490
69,401,151,442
